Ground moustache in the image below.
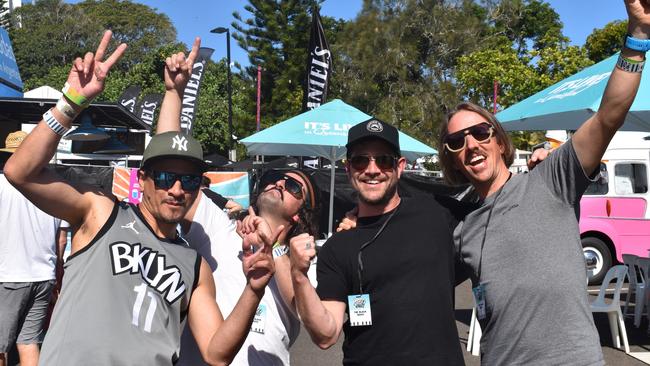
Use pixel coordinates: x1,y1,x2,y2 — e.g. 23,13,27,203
262,186,284,200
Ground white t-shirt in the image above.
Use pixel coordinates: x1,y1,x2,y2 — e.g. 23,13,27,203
0,174,61,282
177,192,300,366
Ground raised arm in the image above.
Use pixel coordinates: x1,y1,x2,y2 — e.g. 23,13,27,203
157,37,200,134
572,0,650,174
188,215,278,365
4,30,126,237
289,234,346,349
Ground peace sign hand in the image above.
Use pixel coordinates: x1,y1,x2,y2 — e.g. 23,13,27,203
164,37,200,94
66,30,127,103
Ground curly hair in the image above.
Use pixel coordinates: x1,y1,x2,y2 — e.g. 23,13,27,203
438,102,515,185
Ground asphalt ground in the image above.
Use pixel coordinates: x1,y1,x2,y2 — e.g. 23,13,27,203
289,280,650,365
7,280,649,365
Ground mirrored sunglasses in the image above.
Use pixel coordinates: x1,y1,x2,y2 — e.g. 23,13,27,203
348,155,397,171
150,170,202,191
259,171,304,201
444,122,494,152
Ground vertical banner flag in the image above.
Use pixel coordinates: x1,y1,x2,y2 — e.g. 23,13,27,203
302,7,331,111
136,93,163,127
118,85,142,114
181,47,215,134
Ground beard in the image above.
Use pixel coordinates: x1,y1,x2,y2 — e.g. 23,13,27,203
357,178,399,207
256,187,285,216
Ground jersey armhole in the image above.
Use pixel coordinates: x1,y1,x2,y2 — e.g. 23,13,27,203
66,199,120,261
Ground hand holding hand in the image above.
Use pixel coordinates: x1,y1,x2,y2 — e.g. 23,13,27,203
289,233,317,277
66,30,127,103
239,207,283,294
164,37,200,94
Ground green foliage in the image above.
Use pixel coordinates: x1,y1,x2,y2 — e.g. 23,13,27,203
585,20,627,62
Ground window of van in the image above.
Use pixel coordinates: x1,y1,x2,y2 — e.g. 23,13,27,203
614,163,648,195
585,163,609,195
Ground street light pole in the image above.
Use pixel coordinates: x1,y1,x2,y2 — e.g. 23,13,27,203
210,26,235,161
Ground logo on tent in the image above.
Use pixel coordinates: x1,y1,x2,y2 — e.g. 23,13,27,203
534,72,611,104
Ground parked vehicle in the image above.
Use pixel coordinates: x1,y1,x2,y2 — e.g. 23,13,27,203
580,131,650,284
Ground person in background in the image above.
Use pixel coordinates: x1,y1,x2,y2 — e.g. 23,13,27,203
0,131,64,366
200,176,244,218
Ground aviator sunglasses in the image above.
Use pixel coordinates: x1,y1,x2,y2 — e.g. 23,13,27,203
259,171,305,201
348,155,398,171
149,170,202,191
444,122,494,152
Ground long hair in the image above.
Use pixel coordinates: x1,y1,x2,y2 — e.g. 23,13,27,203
438,102,515,185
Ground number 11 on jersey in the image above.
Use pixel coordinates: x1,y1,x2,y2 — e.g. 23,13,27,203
132,283,158,332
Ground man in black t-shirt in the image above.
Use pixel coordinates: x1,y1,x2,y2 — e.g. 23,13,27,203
289,119,465,365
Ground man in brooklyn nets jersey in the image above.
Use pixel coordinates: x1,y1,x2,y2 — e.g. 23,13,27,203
4,31,278,365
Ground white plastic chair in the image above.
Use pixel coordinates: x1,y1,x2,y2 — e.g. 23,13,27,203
466,307,481,356
634,258,650,328
590,264,630,354
622,254,646,326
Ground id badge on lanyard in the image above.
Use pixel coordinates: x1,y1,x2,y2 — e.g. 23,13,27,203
347,294,372,326
472,283,487,320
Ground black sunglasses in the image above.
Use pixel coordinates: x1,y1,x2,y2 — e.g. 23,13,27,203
444,122,494,152
149,170,202,191
348,155,398,171
259,171,304,201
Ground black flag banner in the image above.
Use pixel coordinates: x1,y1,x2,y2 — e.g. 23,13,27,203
118,85,142,114
181,47,214,134
302,7,331,111
136,94,163,127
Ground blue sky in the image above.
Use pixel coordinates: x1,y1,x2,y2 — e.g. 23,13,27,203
124,1,626,66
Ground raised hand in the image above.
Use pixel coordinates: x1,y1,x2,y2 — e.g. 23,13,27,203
289,233,316,276
164,37,200,94
66,30,127,102
625,0,650,38
240,208,283,293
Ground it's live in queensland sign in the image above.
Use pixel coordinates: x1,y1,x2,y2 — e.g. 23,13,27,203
0,27,22,97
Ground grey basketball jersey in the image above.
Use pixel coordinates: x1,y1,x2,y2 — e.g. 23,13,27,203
40,202,200,366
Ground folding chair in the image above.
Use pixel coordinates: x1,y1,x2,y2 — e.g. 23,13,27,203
590,265,630,354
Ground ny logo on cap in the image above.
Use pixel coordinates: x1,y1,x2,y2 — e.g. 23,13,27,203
171,135,188,151
366,120,383,133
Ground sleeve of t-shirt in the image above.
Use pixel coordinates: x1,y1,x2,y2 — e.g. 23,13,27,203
316,239,350,303
201,188,229,209
532,139,596,205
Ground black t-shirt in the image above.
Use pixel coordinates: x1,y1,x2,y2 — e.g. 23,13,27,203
316,195,465,366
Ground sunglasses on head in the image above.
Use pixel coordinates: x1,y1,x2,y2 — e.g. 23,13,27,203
444,122,494,152
348,155,398,171
149,170,202,191
259,171,305,201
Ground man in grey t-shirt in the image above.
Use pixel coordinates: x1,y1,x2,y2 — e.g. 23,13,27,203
437,1,649,363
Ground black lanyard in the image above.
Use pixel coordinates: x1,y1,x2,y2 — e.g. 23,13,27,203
357,203,400,294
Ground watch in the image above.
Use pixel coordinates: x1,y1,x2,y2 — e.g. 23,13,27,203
625,35,650,53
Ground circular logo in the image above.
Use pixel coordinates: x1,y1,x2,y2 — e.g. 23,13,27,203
366,120,383,133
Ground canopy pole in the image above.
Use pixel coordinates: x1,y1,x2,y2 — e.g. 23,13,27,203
327,146,336,237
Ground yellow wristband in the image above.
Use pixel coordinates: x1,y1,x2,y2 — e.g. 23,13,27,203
62,82,91,108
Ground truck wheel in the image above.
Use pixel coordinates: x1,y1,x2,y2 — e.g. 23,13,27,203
582,237,612,285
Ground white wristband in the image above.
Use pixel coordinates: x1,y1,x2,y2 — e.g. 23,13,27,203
273,245,289,259
56,97,79,119
43,109,70,136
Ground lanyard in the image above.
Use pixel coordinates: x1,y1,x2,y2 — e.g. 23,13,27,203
357,204,400,294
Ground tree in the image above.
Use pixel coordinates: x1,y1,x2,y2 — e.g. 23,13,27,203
585,20,627,62
8,0,175,83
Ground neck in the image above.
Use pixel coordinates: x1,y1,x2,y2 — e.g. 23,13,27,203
259,212,291,244
358,193,401,218
477,167,511,199
180,193,201,234
138,204,178,239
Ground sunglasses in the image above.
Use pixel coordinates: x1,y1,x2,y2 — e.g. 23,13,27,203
348,155,398,171
149,170,202,191
259,171,305,201
444,122,494,152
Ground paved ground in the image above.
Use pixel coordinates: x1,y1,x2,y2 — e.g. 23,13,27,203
290,280,650,365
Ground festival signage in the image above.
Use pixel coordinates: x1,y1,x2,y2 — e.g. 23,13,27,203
0,27,23,97
181,47,214,134
302,7,331,111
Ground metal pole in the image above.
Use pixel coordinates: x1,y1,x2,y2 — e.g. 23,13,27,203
256,65,261,132
226,29,234,160
328,146,336,237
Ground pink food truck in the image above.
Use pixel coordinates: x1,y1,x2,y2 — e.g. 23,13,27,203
580,132,650,284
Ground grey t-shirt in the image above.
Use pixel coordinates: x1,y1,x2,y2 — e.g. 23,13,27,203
455,141,604,365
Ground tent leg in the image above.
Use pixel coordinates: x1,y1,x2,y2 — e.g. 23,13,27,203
328,147,335,237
